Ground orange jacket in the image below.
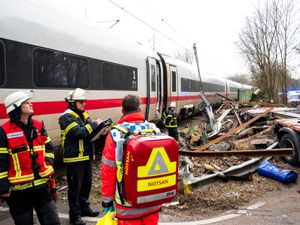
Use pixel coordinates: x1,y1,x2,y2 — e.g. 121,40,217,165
101,112,161,220
1,119,54,186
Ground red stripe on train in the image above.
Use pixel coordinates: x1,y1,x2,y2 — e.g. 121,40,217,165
0,97,158,119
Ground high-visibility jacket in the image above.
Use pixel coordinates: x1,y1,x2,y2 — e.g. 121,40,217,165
59,109,97,163
0,119,54,192
101,112,162,220
163,108,177,128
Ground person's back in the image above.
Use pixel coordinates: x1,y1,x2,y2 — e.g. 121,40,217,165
101,95,161,225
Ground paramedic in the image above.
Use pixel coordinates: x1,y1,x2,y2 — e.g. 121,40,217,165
101,94,161,225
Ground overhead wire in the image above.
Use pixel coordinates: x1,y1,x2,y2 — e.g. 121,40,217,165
107,0,188,49
138,0,192,45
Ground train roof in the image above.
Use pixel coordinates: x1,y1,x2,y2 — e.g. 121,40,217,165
0,0,158,66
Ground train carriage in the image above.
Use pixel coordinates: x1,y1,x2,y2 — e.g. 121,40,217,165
0,0,252,148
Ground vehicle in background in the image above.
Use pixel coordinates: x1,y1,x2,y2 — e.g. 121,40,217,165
287,90,300,107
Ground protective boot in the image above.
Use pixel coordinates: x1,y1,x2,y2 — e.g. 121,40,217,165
70,216,86,225
81,207,99,217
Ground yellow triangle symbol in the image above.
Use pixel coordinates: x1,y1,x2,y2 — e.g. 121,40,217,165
154,163,161,171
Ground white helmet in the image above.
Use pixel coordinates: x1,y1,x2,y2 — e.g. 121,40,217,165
4,91,31,114
66,88,88,102
170,102,176,108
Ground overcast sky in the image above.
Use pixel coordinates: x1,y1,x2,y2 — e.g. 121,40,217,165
31,0,299,78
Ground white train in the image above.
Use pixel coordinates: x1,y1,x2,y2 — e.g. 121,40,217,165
0,0,252,147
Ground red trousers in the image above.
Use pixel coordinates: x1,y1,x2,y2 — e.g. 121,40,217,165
117,212,159,225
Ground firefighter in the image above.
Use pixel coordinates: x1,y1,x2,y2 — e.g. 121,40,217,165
163,102,179,141
0,91,60,225
59,88,100,225
101,94,161,225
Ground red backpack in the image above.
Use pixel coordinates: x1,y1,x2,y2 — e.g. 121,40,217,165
113,125,178,208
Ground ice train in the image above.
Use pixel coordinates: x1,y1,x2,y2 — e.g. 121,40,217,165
0,0,252,147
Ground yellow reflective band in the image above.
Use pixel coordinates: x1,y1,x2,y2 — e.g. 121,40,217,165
137,147,177,178
113,125,128,134
116,164,123,183
79,139,84,156
0,171,8,179
33,146,45,151
45,137,51,144
63,155,90,163
140,129,154,134
85,124,93,134
65,122,78,135
11,182,32,190
70,111,79,118
137,174,176,192
45,153,54,158
0,147,8,154
34,178,49,186
8,174,34,183
83,112,90,120
39,166,54,177
11,178,49,191
61,131,66,150
11,153,21,177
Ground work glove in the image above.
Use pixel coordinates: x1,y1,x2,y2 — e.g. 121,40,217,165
102,201,115,214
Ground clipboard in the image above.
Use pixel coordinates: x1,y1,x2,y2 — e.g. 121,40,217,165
88,118,113,142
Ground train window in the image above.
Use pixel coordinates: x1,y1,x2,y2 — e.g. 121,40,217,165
203,82,224,92
102,62,137,90
34,49,89,88
181,78,201,92
151,64,156,92
172,71,176,92
0,42,4,85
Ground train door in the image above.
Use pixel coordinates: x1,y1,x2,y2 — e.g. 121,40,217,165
169,65,178,111
146,57,162,120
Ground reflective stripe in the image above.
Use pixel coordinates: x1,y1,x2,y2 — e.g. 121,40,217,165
102,155,116,167
61,130,66,150
45,152,54,158
8,173,34,183
70,111,79,118
11,178,49,191
117,205,161,216
113,125,128,134
45,137,51,144
0,147,8,154
63,155,90,163
65,122,78,135
33,146,45,151
39,165,54,177
0,171,8,179
11,153,21,177
83,112,89,120
85,124,93,134
79,139,84,157
137,190,176,204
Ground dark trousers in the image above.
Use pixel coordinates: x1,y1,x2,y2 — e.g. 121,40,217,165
168,128,179,141
67,161,92,220
6,185,60,225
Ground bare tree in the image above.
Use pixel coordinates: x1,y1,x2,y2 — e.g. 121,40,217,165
237,0,300,103
174,48,194,64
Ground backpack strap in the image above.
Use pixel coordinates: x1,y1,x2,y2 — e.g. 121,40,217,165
111,124,132,205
